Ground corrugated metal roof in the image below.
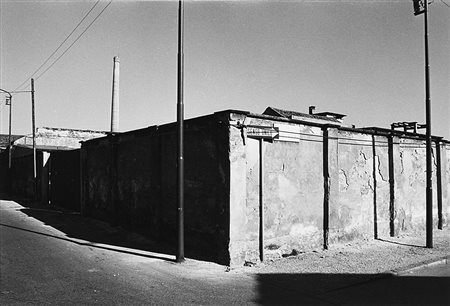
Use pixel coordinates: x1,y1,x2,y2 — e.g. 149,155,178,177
263,107,343,123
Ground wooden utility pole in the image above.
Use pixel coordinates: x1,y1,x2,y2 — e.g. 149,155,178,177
31,78,37,200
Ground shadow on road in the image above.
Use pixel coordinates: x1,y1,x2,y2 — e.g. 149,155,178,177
0,222,175,262
254,273,450,305
1,195,177,262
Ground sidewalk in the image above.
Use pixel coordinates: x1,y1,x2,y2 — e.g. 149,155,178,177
232,227,450,301
229,228,450,305
239,228,450,275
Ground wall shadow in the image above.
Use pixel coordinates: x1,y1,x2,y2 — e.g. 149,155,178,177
1,195,177,262
254,273,450,305
376,238,428,248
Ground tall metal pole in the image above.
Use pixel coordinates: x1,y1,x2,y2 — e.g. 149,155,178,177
424,0,433,248
31,78,37,200
176,0,185,263
8,95,12,169
259,139,264,261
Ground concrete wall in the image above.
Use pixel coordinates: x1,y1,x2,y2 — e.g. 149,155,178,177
81,113,231,264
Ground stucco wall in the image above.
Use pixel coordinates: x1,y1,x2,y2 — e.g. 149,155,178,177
392,139,435,234
330,130,375,244
229,113,450,265
229,114,324,264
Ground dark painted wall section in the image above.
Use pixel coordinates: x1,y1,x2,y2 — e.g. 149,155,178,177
81,113,231,264
0,151,8,193
50,150,81,211
10,151,42,199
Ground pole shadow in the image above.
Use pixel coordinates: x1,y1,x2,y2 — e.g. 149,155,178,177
0,222,176,262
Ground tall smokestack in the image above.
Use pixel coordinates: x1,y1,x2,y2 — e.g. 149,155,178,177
110,56,120,132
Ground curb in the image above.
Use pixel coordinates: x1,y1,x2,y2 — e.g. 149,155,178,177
390,256,450,276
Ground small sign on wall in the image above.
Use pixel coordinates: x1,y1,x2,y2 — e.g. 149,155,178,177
246,125,279,140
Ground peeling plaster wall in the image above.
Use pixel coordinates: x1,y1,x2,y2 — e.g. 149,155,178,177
373,135,390,237
262,129,323,257
330,130,374,243
229,115,323,264
393,139,440,234
229,113,249,264
229,112,450,265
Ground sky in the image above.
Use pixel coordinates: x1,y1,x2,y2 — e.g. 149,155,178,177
0,0,449,139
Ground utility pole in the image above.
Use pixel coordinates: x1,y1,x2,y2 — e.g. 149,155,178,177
176,0,185,263
413,0,433,248
31,78,37,201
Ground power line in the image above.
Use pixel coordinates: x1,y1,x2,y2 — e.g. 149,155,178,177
13,0,101,92
34,1,112,83
441,0,450,8
17,0,112,89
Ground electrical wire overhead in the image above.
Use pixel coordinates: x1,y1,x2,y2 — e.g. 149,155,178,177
13,0,111,91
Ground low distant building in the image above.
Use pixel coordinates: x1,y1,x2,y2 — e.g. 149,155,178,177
13,127,108,151
0,134,23,152
1,127,108,210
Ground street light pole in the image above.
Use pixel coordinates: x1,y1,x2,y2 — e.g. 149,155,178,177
176,0,185,263
0,89,13,169
423,0,433,248
8,95,12,169
413,0,433,247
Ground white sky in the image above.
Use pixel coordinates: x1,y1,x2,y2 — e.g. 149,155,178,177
0,0,449,139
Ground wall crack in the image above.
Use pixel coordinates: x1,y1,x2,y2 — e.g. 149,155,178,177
339,169,349,191
376,156,388,182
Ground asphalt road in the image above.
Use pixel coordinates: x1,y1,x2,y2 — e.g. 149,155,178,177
1,198,449,305
0,200,255,305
